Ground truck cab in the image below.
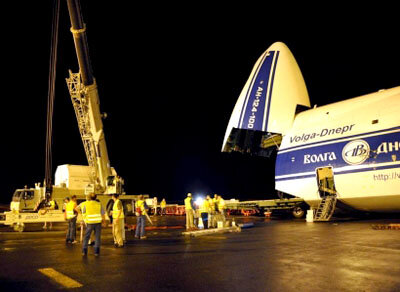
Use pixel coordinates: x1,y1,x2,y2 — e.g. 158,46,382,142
10,187,41,212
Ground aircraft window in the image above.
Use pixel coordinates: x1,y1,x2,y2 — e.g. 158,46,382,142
372,119,379,124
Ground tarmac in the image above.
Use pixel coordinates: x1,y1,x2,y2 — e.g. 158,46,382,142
1,215,400,292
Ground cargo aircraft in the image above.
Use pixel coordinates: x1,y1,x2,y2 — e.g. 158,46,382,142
222,42,400,216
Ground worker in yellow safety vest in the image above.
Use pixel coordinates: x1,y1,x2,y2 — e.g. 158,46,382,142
160,198,167,216
76,199,94,245
217,195,226,215
184,193,196,230
43,198,57,230
213,194,219,212
199,196,210,229
135,195,149,239
208,195,215,214
217,195,226,223
207,195,216,228
65,195,78,244
77,193,106,256
112,194,125,247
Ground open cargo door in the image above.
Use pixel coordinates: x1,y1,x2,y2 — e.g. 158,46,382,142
222,42,310,157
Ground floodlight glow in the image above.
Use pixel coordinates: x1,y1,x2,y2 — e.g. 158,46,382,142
195,196,204,206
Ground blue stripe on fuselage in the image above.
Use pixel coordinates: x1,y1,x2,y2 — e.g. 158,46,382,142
275,130,400,177
238,51,275,131
275,163,400,182
263,51,279,132
238,52,267,128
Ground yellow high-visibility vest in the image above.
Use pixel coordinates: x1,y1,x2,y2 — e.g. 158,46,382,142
84,201,102,224
49,200,56,210
136,200,147,215
208,198,215,211
199,199,210,214
112,199,125,219
218,198,225,211
161,200,166,208
66,201,77,219
184,197,193,210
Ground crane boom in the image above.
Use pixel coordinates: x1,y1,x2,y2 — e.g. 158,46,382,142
65,0,123,194
66,0,93,86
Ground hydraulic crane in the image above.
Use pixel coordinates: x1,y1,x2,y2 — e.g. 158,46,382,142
65,0,123,195
0,0,144,231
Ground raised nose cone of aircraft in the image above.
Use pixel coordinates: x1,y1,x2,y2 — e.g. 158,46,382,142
222,42,310,152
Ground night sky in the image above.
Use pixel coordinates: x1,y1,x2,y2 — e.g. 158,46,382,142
1,2,399,204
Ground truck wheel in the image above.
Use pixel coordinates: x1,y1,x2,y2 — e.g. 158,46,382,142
292,206,305,219
13,222,25,232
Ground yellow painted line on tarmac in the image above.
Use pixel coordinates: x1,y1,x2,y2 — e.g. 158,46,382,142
204,236,228,240
38,268,83,289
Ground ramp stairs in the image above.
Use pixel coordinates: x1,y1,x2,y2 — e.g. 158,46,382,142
313,195,337,221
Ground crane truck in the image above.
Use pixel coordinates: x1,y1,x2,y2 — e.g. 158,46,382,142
0,0,143,231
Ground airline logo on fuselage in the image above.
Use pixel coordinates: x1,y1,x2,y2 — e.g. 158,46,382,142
304,152,337,164
342,139,370,165
290,124,355,144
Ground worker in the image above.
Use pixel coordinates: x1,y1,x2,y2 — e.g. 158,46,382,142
152,197,158,216
135,195,149,239
160,198,166,216
62,197,69,213
65,195,78,244
43,198,57,230
77,193,106,256
75,198,94,245
199,196,210,229
112,194,124,248
213,194,219,213
63,197,70,218
184,193,196,230
207,195,215,228
217,195,226,224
